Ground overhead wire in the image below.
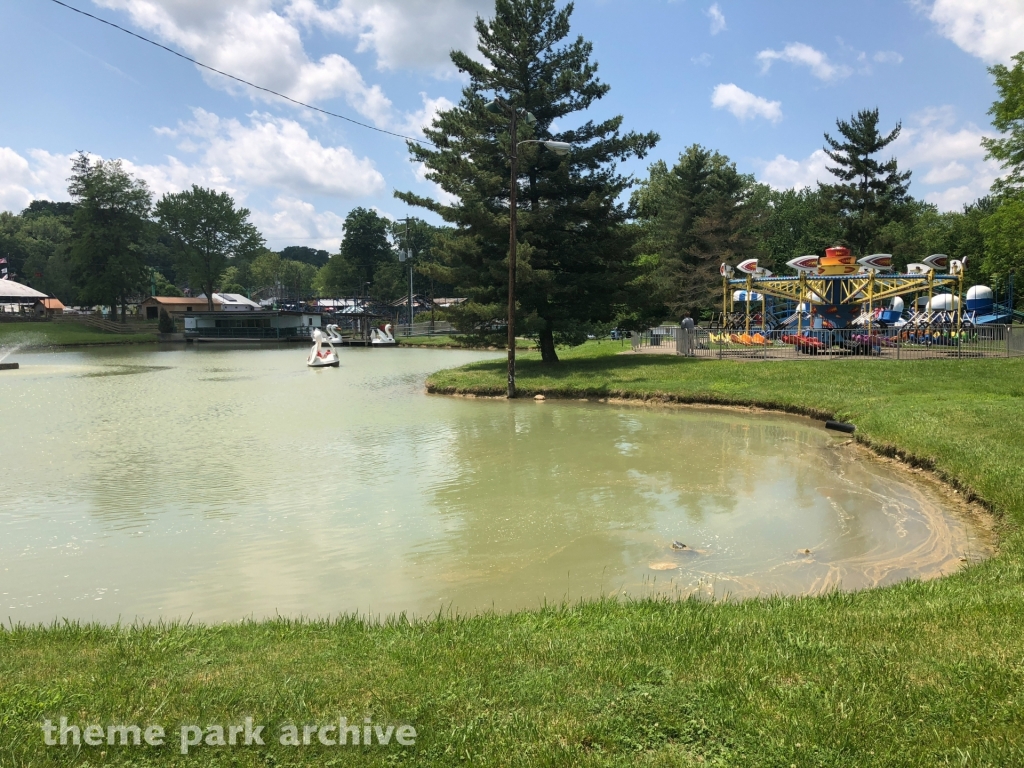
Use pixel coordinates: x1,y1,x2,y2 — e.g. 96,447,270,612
46,0,435,147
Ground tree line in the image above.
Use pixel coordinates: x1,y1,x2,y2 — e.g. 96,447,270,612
0,164,454,318
396,0,1024,361
2,0,1022,357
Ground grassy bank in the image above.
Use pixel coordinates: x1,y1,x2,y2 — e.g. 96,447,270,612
3,343,1024,766
0,322,159,348
396,333,538,349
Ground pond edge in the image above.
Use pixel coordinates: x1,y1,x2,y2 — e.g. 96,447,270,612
425,383,1008,545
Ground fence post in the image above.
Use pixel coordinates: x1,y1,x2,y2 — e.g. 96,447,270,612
1008,325,1012,359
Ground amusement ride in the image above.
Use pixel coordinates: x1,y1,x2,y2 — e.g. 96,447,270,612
713,247,1011,353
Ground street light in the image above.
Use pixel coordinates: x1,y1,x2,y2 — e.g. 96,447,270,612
397,217,416,332
485,98,571,398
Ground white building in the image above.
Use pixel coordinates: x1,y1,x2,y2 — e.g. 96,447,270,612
196,293,262,311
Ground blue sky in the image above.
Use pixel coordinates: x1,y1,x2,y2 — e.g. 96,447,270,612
1,0,1021,249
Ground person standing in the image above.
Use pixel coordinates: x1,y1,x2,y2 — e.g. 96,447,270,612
680,312,696,355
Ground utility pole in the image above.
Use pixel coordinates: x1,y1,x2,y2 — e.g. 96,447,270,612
397,217,416,332
484,98,570,398
507,109,519,398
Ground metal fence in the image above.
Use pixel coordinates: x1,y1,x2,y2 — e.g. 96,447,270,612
392,321,456,337
186,326,315,340
633,325,1024,360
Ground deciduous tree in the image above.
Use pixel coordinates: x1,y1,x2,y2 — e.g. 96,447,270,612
340,207,394,290
279,245,330,268
981,197,1024,292
983,51,1024,196
67,153,152,320
155,186,264,311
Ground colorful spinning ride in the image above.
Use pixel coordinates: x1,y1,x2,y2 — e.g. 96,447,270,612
720,248,963,333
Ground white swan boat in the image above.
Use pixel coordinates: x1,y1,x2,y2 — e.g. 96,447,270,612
370,323,396,345
325,324,345,345
307,329,340,367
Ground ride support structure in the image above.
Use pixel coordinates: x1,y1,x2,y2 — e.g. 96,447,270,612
719,249,965,334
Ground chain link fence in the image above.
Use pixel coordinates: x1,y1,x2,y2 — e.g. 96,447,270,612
632,325,1023,360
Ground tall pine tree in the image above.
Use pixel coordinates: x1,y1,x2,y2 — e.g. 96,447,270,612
822,109,911,255
634,146,762,319
395,0,658,362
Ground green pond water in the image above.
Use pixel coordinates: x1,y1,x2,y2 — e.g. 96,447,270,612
0,344,989,623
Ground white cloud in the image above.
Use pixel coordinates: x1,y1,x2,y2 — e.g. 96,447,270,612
705,4,726,35
337,0,491,72
755,106,1000,211
0,148,77,212
922,161,969,184
916,0,1024,64
250,196,347,250
873,50,904,65
0,148,37,212
692,53,713,66
891,107,1000,209
757,149,834,191
757,43,852,82
158,109,386,199
93,0,474,127
0,109,386,250
399,93,455,138
94,0,392,125
711,84,782,123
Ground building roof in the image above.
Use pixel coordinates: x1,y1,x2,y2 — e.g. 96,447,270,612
0,279,48,301
185,309,320,317
36,297,65,310
144,296,220,306
198,292,261,309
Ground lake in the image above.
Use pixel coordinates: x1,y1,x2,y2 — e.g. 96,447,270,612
0,344,990,623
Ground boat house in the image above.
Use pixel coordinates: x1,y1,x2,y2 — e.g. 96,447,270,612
140,296,217,320
183,310,322,340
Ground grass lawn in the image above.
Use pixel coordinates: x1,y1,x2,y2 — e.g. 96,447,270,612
396,333,538,349
0,322,159,348
3,342,1024,766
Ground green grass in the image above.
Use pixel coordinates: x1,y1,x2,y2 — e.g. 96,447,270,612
0,322,159,348
396,334,538,349
3,341,1024,766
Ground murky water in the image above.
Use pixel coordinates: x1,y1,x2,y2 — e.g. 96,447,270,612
0,344,989,623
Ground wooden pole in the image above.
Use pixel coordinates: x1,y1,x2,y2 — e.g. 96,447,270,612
798,272,806,336
507,110,519,399
745,274,752,334
868,271,875,336
722,275,728,326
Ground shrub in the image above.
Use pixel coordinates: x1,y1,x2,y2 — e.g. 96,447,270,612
158,309,175,334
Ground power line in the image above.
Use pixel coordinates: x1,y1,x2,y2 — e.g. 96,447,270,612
47,0,434,147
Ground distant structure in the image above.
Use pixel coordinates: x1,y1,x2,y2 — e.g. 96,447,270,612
0,280,49,314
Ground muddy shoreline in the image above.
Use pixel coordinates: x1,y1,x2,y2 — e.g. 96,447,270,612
429,387,1003,569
